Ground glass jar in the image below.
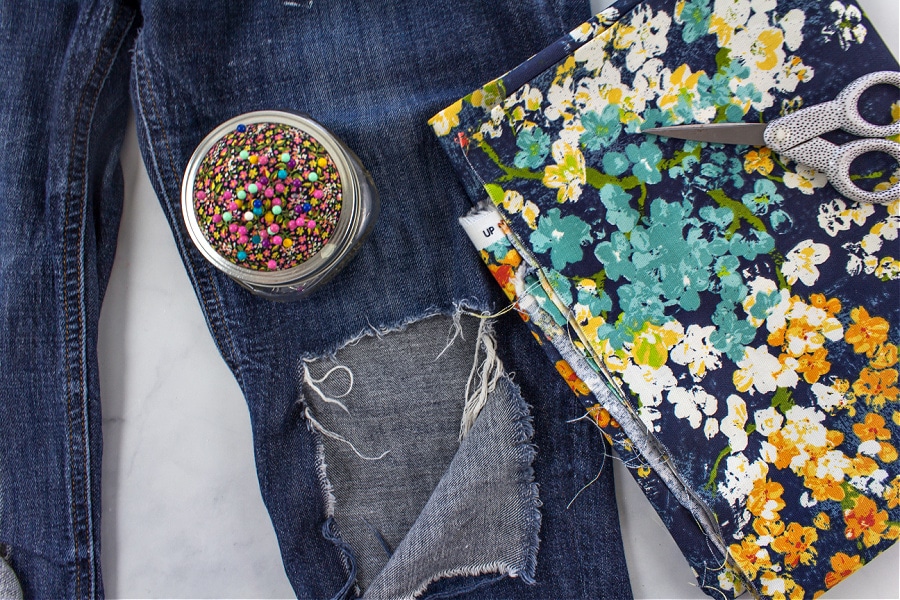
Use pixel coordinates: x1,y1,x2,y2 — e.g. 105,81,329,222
181,110,378,300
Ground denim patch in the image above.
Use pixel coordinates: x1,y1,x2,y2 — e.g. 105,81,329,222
301,314,541,598
0,556,22,600
431,0,900,598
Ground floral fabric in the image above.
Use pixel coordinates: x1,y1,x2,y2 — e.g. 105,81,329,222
430,1,900,598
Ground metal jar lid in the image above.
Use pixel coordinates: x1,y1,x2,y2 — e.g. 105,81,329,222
181,110,378,300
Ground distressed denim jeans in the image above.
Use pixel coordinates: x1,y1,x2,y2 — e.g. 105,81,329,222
0,1,632,598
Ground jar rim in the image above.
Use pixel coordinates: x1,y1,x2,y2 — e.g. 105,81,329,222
181,110,364,289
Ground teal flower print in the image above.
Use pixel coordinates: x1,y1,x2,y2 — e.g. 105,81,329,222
625,141,663,185
600,184,639,233
580,104,622,151
514,126,551,169
603,151,630,177
530,208,592,270
710,303,757,363
595,230,636,282
741,179,783,216
678,0,711,44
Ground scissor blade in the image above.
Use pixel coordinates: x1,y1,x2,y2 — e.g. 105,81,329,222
644,123,768,146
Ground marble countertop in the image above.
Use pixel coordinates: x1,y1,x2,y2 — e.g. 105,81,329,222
99,1,899,597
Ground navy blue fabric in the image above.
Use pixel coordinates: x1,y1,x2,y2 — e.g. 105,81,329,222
0,1,632,598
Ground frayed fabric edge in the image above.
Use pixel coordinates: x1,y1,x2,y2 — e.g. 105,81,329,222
372,376,542,600
297,301,492,363
401,562,522,600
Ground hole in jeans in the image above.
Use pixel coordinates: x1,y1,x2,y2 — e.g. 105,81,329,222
301,313,540,599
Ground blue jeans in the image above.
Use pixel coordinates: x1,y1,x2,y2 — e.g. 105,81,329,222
0,1,631,598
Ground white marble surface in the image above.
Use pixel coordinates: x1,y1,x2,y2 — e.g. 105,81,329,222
99,2,899,598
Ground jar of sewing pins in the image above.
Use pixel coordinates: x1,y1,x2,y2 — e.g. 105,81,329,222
181,110,379,300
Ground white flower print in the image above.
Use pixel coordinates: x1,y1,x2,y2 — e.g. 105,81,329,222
615,5,672,73
811,380,852,413
721,394,749,452
733,345,799,394
822,1,867,51
622,363,677,408
667,385,718,429
721,452,769,505
782,239,830,286
784,164,828,194
753,406,784,436
817,198,875,237
670,324,722,380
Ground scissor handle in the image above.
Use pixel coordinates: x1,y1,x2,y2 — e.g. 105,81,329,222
828,138,900,205
765,71,900,152
835,71,900,138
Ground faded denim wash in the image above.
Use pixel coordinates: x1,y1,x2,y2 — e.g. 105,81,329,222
0,1,631,598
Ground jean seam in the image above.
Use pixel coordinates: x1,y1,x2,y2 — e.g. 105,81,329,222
130,38,244,381
61,3,135,597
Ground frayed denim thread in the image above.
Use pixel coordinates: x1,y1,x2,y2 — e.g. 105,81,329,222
323,517,358,600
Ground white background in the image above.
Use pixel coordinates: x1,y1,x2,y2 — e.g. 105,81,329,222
99,1,899,597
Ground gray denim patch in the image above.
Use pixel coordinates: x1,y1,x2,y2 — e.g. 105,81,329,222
301,313,540,599
0,557,22,600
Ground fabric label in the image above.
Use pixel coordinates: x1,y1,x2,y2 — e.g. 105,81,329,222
459,208,505,251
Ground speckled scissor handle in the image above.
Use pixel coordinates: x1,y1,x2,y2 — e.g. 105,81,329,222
764,71,900,205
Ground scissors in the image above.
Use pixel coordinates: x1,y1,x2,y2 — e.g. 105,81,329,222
644,71,900,205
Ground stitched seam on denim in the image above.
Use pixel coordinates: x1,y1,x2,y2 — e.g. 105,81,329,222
60,4,134,596
130,39,243,379
309,419,356,586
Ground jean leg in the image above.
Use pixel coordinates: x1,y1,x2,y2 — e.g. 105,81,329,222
0,1,137,596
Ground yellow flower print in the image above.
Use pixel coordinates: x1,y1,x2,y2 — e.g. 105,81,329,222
744,147,774,176
630,322,682,368
844,307,889,357
428,99,463,137
884,476,900,509
542,140,586,203
657,63,706,112
555,360,590,396
843,495,889,547
522,201,540,229
875,256,900,280
728,536,772,580
752,27,784,70
753,516,786,539
809,293,842,315
804,473,845,503
813,512,831,530
586,403,620,429
824,552,863,589
878,441,898,462
848,454,879,478
748,478,786,521
794,347,831,384
771,522,818,568
853,412,891,442
501,190,525,213
852,367,899,407
708,13,735,47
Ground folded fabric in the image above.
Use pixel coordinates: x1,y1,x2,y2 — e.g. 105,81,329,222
430,0,900,598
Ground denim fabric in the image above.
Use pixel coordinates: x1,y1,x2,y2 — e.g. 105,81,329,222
0,0,632,598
